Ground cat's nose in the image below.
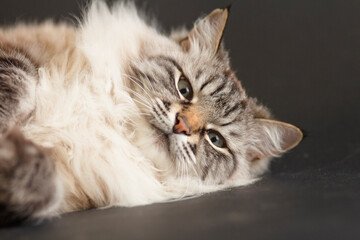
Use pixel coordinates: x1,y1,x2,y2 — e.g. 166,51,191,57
173,114,191,136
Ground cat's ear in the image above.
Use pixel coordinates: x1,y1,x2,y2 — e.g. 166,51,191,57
180,7,230,54
248,119,303,163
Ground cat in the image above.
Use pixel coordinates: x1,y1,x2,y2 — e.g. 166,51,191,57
0,1,303,225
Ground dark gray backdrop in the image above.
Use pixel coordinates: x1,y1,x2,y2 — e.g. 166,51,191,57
0,0,359,239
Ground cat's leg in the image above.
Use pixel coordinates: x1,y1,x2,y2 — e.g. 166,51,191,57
0,46,38,134
0,128,63,226
0,47,62,226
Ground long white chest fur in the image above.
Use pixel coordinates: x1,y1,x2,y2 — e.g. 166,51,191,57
21,3,181,212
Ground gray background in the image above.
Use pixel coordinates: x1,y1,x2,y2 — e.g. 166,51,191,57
0,0,360,239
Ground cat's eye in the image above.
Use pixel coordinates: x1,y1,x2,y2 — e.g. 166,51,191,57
177,75,193,101
207,130,227,148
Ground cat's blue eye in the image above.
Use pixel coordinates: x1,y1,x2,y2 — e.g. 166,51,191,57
207,130,226,148
178,75,193,100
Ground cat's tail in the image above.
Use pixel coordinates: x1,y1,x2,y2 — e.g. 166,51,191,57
0,128,63,226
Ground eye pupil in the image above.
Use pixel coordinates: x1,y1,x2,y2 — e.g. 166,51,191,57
210,135,219,143
180,88,189,95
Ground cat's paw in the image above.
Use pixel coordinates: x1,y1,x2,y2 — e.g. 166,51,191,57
0,128,59,226
0,127,45,178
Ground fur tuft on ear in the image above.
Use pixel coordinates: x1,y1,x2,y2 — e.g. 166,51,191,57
180,7,229,54
248,119,303,176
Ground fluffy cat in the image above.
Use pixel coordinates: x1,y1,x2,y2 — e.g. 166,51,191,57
0,1,303,225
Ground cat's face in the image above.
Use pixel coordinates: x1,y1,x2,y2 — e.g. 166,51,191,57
129,8,303,185
131,53,249,184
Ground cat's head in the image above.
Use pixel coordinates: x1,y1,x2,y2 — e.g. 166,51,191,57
129,8,303,185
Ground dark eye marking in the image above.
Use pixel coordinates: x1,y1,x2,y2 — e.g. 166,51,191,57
220,121,234,127
200,75,217,91
229,131,240,137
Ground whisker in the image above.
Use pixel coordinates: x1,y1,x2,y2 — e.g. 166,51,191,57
122,85,152,105
136,67,156,92
121,72,153,100
122,86,153,110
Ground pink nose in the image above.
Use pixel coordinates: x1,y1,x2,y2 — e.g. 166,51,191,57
173,114,191,135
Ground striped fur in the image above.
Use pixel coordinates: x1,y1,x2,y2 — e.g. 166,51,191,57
0,46,38,134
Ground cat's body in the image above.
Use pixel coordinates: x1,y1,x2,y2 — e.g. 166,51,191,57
0,1,302,225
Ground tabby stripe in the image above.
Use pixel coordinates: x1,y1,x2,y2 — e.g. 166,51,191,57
0,57,31,73
0,67,19,76
227,151,238,179
152,57,179,95
223,104,240,118
131,68,146,86
201,165,210,181
200,75,217,91
0,107,8,117
163,101,171,111
132,67,156,84
195,69,203,79
228,83,238,97
189,143,197,155
155,101,167,117
153,107,167,125
229,131,240,137
164,65,174,82
209,82,227,96
145,74,156,83
0,81,17,95
201,151,212,181
182,143,191,161
175,142,185,162
152,55,183,73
